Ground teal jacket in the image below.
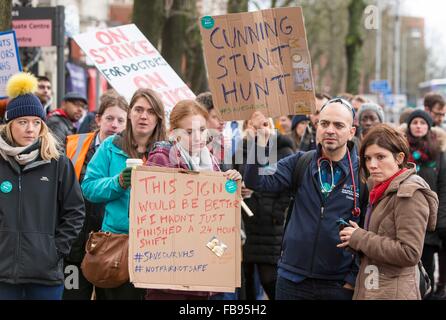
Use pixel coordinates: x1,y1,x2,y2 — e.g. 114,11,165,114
81,135,129,234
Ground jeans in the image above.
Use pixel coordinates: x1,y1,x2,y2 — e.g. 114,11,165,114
209,290,239,300
0,282,64,300
275,275,353,300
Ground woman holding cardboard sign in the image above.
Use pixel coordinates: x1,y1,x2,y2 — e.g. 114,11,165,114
81,88,167,299
146,99,242,299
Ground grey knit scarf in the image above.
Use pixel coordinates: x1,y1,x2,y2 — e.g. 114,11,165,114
0,134,40,165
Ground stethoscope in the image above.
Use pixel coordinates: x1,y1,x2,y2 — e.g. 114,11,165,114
317,149,361,217
317,157,336,194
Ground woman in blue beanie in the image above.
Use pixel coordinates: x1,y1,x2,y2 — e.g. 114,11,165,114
0,73,85,300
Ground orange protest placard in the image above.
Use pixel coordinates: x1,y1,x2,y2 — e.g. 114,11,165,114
129,166,241,292
199,7,316,121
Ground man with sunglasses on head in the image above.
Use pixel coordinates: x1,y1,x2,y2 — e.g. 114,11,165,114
243,99,368,300
47,92,88,149
300,93,330,152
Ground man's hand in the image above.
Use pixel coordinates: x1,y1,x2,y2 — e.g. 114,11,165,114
241,185,254,199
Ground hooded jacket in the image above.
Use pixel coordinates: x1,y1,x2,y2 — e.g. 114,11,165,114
81,134,130,234
244,141,362,285
0,138,85,285
399,124,446,247
349,166,438,300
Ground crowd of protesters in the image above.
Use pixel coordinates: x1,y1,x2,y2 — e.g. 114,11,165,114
1,70,446,301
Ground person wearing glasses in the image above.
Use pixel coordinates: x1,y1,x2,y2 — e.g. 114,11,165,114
300,93,330,152
35,76,53,115
339,124,438,300
424,92,446,128
46,92,88,148
243,99,367,300
81,88,167,299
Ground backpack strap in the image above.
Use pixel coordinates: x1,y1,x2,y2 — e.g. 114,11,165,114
292,150,316,195
284,150,316,230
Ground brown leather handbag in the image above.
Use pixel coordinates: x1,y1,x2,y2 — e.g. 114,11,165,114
81,231,129,288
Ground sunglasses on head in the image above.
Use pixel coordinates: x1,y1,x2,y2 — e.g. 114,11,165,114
320,97,355,120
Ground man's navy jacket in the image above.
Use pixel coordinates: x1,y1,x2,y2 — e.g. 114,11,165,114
244,142,361,285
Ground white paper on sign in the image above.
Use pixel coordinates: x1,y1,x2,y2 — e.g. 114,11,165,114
0,30,22,99
73,24,195,119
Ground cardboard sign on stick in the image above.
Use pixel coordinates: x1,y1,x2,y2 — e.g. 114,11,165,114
129,166,241,292
200,7,315,121
73,24,195,119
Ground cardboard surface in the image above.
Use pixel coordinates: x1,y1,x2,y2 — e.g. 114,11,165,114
200,7,315,121
129,166,241,292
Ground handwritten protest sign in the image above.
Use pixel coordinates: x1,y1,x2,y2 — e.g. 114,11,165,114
0,30,22,99
73,24,195,118
200,7,315,121
129,166,241,292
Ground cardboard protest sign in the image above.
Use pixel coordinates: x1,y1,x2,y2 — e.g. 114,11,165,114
129,166,241,292
73,24,195,118
0,30,22,99
200,7,315,121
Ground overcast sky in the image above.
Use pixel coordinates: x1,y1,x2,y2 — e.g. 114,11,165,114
402,0,446,75
249,1,446,75
402,0,446,48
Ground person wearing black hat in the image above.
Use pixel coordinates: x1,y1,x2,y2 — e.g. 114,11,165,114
288,115,309,152
46,91,88,148
0,72,85,300
406,109,446,299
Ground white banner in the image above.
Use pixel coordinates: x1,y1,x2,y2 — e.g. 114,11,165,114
73,24,195,118
0,30,22,99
